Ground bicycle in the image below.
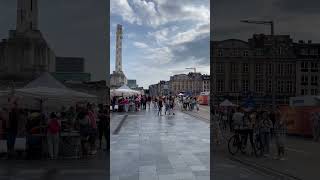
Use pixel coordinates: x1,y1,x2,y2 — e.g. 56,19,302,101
228,130,247,155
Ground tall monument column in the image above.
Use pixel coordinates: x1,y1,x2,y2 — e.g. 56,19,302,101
115,24,123,72
16,0,38,32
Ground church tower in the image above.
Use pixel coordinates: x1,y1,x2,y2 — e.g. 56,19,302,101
115,24,123,72
16,0,38,32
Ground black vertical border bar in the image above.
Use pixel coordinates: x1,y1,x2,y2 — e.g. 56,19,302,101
210,0,214,180
105,0,110,179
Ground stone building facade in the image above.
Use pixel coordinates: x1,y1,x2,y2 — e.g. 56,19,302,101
0,0,55,83
212,34,320,105
149,72,209,97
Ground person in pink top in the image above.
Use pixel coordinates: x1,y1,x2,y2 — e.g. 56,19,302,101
87,103,97,155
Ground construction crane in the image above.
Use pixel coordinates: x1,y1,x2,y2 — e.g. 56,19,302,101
185,67,196,73
240,19,274,35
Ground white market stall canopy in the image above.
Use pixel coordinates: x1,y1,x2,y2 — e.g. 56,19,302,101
290,96,320,107
219,99,237,107
110,85,141,97
0,72,97,110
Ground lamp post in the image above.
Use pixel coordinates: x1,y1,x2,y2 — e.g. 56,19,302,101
240,19,276,110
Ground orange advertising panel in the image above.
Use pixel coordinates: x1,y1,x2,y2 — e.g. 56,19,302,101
197,95,209,105
279,106,320,137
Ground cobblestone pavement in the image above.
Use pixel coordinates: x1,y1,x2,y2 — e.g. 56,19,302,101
0,152,109,180
110,109,210,180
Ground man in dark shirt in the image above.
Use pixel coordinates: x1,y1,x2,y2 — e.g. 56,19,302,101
7,103,19,157
98,104,109,150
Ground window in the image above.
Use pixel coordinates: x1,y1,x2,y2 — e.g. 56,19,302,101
280,63,285,75
216,63,224,73
255,80,263,92
278,46,283,55
230,79,238,92
311,89,318,95
287,64,294,74
232,49,240,57
255,64,262,74
256,49,263,56
242,63,249,73
311,76,318,86
301,89,308,95
286,81,293,93
242,79,249,92
277,80,285,93
217,80,224,92
300,48,308,55
267,64,273,74
231,63,238,73
310,49,318,56
267,80,272,93
243,50,249,57
311,62,318,72
218,50,223,57
301,62,308,72
301,76,308,86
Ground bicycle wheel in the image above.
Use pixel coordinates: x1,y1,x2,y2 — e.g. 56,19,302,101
228,135,240,155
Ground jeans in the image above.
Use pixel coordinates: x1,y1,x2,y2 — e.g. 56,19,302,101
6,131,17,154
261,132,270,154
47,133,59,159
124,104,129,112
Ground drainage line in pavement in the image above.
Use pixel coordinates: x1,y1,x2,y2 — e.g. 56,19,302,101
181,110,209,122
229,156,303,180
113,115,128,135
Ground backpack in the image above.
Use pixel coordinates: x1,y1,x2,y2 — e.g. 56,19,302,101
48,118,60,134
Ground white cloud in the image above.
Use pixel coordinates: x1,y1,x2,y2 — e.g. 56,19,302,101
170,23,210,45
133,41,149,48
110,0,141,24
111,0,210,28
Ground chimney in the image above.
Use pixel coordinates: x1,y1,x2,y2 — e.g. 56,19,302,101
298,40,304,44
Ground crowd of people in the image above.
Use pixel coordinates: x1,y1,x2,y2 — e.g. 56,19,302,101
213,106,294,160
111,95,152,112
0,102,109,160
180,96,200,111
152,96,176,116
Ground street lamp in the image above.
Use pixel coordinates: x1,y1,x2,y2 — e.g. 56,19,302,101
240,19,276,110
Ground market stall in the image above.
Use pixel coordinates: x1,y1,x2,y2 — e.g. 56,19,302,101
0,73,97,159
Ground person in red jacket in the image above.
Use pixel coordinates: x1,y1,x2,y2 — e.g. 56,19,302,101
47,112,61,160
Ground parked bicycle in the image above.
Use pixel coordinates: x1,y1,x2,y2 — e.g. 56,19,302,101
228,129,263,157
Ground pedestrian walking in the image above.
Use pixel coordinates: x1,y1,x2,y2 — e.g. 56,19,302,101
111,96,116,112
147,96,152,110
6,102,19,159
97,104,108,150
47,112,61,160
169,97,175,115
87,104,97,155
78,110,90,157
165,98,170,115
158,98,163,116
259,111,273,157
273,111,290,160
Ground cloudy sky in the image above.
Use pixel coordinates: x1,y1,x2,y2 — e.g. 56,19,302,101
213,0,320,42
111,0,210,88
0,0,107,81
